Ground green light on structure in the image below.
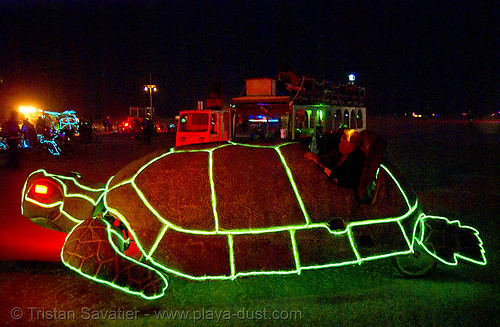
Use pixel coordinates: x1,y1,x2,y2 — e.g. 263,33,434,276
23,141,487,299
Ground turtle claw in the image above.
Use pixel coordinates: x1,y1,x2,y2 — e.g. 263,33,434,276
62,217,168,299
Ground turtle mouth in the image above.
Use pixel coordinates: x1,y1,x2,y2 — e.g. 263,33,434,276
30,217,65,233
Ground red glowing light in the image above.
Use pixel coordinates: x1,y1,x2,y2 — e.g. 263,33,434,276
31,181,54,198
27,178,63,203
34,184,49,195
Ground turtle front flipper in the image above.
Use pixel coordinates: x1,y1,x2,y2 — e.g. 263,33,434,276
61,217,168,299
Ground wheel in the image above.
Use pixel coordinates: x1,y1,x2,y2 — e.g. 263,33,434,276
393,241,437,278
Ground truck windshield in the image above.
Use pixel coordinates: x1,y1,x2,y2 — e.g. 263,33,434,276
178,113,209,132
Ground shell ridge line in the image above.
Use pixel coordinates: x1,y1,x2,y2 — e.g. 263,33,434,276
274,146,311,226
147,224,169,259
131,149,176,181
209,148,219,232
290,229,301,273
380,164,413,210
228,234,236,278
127,177,213,235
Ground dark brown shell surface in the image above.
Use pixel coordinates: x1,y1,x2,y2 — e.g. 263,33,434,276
107,144,405,232
104,142,410,276
106,142,409,229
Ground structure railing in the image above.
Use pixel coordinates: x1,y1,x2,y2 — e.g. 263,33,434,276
281,77,366,107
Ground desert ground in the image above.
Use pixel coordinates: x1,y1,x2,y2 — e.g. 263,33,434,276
0,117,498,326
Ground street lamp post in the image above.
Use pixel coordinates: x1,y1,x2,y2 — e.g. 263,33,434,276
143,75,157,116
144,84,157,109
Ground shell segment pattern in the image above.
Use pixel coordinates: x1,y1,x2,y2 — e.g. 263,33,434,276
21,141,486,299
104,141,440,280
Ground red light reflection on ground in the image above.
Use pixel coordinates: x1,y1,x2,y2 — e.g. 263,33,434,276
0,171,65,262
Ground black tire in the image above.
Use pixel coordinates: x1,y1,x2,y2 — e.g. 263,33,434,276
393,241,438,278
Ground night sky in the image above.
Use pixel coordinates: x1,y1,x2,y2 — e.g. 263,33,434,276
0,0,497,120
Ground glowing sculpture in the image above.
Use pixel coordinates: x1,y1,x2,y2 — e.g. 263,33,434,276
0,138,7,151
21,142,486,299
37,134,62,155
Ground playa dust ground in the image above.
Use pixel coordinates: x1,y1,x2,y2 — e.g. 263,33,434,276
0,119,498,326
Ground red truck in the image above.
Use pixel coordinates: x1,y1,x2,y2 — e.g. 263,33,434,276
175,110,230,147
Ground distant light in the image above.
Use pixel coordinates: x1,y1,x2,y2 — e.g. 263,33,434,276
248,115,279,123
19,106,37,114
348,74,356,82
144,86,148,91
153,87,157,92
248,119,279,123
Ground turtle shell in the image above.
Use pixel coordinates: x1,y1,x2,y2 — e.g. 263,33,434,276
105,142,413,278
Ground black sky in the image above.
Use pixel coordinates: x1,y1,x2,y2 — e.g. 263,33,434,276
0,0,497,120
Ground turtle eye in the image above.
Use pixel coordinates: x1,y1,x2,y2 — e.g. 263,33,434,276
27,178,63,204
34,184,49,195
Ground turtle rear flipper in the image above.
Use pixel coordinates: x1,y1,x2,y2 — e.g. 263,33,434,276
420,215,487,266
61,217,168,299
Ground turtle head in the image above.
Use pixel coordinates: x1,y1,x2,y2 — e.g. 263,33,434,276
21,170,105,233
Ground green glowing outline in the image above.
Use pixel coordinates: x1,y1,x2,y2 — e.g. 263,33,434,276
21,169,106,224
61,218,168,300
418,215,487,266
102,142,485,279
23,141,487,299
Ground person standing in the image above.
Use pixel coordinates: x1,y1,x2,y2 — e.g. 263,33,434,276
142,114,154,144
1,111,21,168
21,118,37,149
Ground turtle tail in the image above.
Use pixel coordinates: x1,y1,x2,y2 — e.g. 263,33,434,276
418,215,487,266
61,217,168,299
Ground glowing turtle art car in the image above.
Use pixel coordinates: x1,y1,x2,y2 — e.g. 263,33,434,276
21,140,486,299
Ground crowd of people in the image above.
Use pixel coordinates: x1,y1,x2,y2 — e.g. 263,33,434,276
1,111,21,168
1,109,163,169
0,110,92,168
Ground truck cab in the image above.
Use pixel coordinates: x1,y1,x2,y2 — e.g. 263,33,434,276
175,110,229,147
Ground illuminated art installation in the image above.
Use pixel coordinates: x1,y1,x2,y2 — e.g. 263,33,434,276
21,142,486,299
0,138,7,151
37,134,62,155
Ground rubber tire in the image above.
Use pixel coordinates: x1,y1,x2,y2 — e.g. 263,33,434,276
392,242,438,278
